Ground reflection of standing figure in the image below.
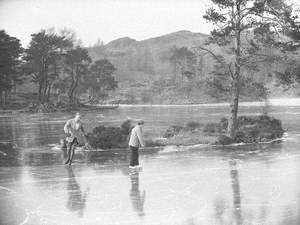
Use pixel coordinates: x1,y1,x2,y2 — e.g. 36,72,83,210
66,167,89,217
229,160,242,225
129,172,146,217
213,198,226,224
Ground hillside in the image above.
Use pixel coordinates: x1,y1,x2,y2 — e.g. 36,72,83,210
88,30,295,104
88,30,209,81
87,31,228,104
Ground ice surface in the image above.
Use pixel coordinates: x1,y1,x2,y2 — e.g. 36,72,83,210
0,104,300,225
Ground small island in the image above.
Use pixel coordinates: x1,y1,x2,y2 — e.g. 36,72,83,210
158,115,284,146
67,114,284,150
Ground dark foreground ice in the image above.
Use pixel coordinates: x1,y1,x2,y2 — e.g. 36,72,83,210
0,104,300,225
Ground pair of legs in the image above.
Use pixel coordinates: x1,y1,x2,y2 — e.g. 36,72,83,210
65,138,78,165
130,145,139,167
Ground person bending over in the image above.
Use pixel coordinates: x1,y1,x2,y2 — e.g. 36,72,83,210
64,112,86,165
128,120,145,169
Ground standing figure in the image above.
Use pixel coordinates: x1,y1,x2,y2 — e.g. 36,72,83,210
64,112,86,165
128,120,145,169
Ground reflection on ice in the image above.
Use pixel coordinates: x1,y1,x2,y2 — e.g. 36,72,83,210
66,167,89,217
129,171,146,217
229,160,242,225
0,139,299,225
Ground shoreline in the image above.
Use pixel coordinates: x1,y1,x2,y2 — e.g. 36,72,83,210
51,136,285,153
1,97,300,115
118,98,300,107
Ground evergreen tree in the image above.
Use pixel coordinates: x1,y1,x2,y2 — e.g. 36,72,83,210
23,30,72,102
203,0,299,138
64,46,91,104
86,59,117,101
0,30,22,106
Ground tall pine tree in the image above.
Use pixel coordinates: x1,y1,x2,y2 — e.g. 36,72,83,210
203,0,299,138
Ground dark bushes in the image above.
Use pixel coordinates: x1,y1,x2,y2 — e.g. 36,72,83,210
163,125,185,138
202,117,227,134
22,102,57,113
234,115,284,143
202,123,220,134
219,117,228,131
87,126,128,149
186,121,202,130
120,119,134,135
215,115,284,144
214,135,235,145
87,120,133,149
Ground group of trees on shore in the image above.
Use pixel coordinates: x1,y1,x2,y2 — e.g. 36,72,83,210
0,29,118,107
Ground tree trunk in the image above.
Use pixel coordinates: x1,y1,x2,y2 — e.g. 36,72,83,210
47,83,52,102
173,61,177,84
40,58,48,103
88,88,95,102
43,79,48,103
71,65,80,105
3,90,7,107
0,91,3,107
68,85,73,104
38,80,43,102
13,81,17,94
228,78,240,138
69,82,78,104
68,64,75,104
227,2,241,139
71,74,79,104
68,80,75,104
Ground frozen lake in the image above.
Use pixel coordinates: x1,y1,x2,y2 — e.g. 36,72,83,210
0,101,300,225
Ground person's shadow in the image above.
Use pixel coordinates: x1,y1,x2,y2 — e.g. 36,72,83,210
129,171,146,217
66,167,89,217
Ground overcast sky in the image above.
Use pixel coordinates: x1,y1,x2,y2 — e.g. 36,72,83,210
1,0,299,47
0,0,214,47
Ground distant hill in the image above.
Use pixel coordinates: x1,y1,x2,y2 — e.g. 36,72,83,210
87,30,300,104
87,31,224,103
88,30,210,82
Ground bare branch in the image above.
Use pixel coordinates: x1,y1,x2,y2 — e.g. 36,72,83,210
192,46,234,78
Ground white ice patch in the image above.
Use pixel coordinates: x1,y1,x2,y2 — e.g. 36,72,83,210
0,150,7,156
50,144,63,151
119,98,300,107
159,145,187,154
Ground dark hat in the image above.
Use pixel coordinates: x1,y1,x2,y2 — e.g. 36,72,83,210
137,120,144,125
